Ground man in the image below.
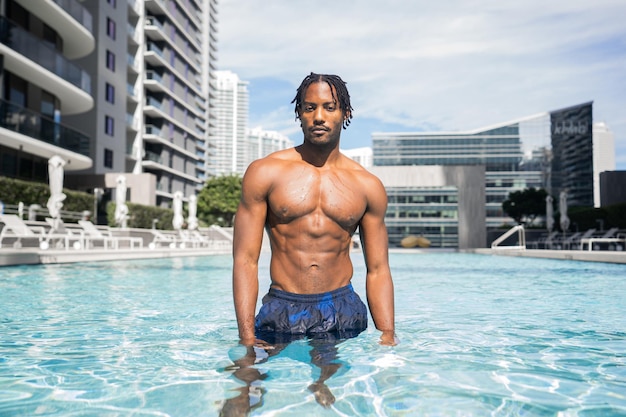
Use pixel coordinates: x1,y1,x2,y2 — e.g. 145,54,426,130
233,72,396,348
224,73,396,413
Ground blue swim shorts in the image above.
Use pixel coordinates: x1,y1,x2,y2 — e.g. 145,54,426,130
255,284,368,343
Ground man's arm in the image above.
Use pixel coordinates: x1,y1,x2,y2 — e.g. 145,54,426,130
360,176,397,346
233,160,270,346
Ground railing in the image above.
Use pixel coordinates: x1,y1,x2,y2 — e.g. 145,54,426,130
144,151,163,164
145,125,162,136
146,70,163,84
146,42,164,58
53,0,93,32
0,98,90,156
0,17,91,93
0,202,89,222
146,96,162,110
491,225,526,250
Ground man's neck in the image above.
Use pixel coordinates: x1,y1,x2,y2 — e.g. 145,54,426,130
296,142,341,168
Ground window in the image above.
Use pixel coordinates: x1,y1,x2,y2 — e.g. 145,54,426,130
106,18,116,40
105,115,114,136
104,149,113,168
105,83,115,104
106,50,115,71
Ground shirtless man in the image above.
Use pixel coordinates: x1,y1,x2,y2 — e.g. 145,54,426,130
232,72,396,348
224,73,396,414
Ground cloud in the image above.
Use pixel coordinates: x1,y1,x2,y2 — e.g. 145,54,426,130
219,0,626,167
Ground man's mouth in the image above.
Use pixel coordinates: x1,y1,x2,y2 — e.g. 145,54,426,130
311,127,328,134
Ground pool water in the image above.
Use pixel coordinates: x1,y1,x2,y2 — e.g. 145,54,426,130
1,253,625,416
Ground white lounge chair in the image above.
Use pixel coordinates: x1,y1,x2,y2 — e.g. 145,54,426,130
78,220,143,249
531,231,560,249
580,228,624,251
45,218,85,250
149,229,185,249
0,214,80,250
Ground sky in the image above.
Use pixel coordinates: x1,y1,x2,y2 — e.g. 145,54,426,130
218,0,626,169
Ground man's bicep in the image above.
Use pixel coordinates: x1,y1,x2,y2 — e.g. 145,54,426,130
234,164,270,258
360,179,390,268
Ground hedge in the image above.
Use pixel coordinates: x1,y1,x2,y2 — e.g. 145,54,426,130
0,176,91,213
0,176,177,229
106,202,176,230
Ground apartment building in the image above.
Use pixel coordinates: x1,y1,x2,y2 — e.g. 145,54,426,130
63,0,218,208
0,0,94,181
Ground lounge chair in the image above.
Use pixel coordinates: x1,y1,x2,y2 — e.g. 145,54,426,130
179,230,213,248
531,231,560,249
580,228,624,251
44,218,85,250
149,229,185,249
0,214,46,249
0,214,81,250
78,220,143,249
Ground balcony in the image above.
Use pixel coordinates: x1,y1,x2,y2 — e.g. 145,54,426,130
144,150,163,164
145,124,162,136
0,17,91,95
52,0,93,32
0,98,90,157
15,0,94,59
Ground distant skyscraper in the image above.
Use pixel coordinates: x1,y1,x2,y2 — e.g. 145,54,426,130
212,70,249,176
0,0,95,180
247,127,293,163
593,122,616,207
341,147,373,168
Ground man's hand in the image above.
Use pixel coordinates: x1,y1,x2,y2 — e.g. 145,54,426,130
379,330,399,346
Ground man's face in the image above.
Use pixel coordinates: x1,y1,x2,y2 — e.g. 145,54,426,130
298,82,348,147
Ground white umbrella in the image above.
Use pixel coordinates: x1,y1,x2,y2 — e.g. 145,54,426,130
545,195,554,232
114,175,129,228
46,155,66,232
559,190,570,232
172,191,184,230
187,194,198,231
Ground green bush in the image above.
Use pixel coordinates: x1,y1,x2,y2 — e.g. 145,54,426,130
0,176,91,212
568,203,626,231
107,202,176,229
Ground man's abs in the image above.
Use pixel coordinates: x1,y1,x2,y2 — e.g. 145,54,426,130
267,245,354,294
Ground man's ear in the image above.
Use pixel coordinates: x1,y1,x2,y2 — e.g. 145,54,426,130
344,111,351,120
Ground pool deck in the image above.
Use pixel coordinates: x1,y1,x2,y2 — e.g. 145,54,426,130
465,248,626,264
2,246,625,267
0,246,232,267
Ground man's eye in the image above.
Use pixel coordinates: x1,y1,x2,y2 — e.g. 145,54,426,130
325,105,336,111
303,106,314,112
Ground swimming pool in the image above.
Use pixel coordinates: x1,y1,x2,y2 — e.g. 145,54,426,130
1,253,625,416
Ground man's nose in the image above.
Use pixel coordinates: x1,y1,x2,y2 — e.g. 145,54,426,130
313,107,324,122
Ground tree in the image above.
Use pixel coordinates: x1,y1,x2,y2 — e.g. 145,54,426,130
502,187,549,225
197,174,242,227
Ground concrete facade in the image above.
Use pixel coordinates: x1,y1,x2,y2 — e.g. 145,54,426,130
370,165,486,249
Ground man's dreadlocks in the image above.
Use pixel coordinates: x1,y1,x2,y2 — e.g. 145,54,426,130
291,73,354,129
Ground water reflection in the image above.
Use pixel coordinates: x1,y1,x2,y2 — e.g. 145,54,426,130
220,333,358,416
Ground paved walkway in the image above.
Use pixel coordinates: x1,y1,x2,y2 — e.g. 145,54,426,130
467,248,626,264
0,245,233,267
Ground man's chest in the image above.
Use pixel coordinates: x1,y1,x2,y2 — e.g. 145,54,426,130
267,171,366,227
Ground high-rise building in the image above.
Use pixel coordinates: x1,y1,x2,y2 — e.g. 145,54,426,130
0,0,95,181
212,70,249,176
592,122,615,207
372,102,602,247
342,147,373,168
62,0,218,208
247,127,293,163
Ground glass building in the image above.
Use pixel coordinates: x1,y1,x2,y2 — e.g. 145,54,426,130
372,102,594,246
